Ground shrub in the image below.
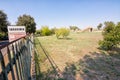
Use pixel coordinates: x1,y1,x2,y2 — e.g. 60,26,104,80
99,40,114,50
61,28,70,38
55,29,61,38
0,33,4,40
36,30,41,34
35,30,41,37
69,26,79,31
99,22,120,50
41,26,51,36
51,27,56,34
0,32,8,40
55,28,70,39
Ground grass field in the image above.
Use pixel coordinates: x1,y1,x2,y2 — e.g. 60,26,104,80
35,32,120,80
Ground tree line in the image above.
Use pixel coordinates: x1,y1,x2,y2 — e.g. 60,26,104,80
35,26,70,39
0,10,120,50
0,10,36,40
0,10,103,40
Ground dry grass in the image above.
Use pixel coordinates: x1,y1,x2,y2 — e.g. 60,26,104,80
37,32,102,70
35,32,120,80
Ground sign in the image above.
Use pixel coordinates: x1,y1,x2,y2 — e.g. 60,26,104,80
8,26,26,42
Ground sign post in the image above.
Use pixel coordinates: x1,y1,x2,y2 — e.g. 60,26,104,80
8,26,26,42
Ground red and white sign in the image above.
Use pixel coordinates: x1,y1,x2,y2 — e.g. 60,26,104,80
8,26,26,42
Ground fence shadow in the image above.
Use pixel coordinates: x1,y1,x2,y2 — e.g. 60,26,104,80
34,37,63,80
62,49,120,80
35,37,120,80
57,37,72,40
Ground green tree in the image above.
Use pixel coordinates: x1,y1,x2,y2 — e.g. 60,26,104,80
51,27,57,34
103,21,115,35
99,21,120,50
16,14,36,33
55,28,70,39
35,30,41,34
117,22,120,26
0,10,10,40
114,22,120,45
97,23,102,30
35,29,41,37
69,26,79,31
41,26,51,36
0,10,10,33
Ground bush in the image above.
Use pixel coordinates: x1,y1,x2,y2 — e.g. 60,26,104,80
35,30,41,37
0,32,8,40
99,22,120,50
51,27,56,34
41,26,51,36
35,30,41,34
99,40,114,50
55,29,61,38
69,26,79,31
55,28,70,39
0,33,4,40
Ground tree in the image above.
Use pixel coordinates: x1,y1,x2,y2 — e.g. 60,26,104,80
55,28,70,39
0,10,10,33
16,14,36,33
41,26,51,36
99,21,120,50
51,27,57,34
35,29,41,37
102,21,115,36
69,26,79,31
114,22,120,45
35,30,41,34
97,23,102,30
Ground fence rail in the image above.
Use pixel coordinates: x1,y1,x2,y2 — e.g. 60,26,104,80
0,34,34,80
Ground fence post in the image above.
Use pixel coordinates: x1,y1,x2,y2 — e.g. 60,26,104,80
12,44,20,80
0,51,8,80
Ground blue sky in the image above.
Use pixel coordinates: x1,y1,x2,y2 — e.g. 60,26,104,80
0,0,120,29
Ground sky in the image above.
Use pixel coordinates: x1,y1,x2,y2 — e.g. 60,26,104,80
0,0,120,29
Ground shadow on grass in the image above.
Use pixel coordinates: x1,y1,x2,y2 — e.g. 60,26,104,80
62,49,120,80
34,37,64,80
35,37,120,80
58,37,72,40
109,47,120,59
98,47,120,60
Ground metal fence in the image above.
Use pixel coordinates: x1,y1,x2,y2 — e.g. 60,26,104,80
0,34,34,80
